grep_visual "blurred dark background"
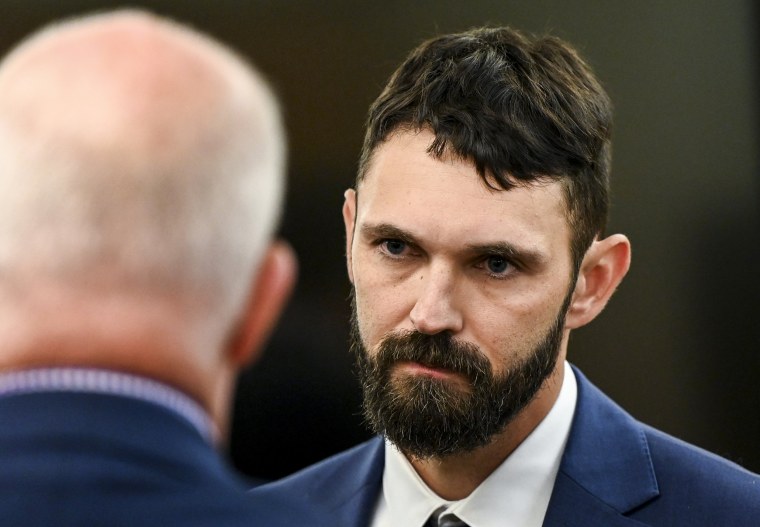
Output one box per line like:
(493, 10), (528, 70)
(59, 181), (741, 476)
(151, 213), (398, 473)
(2, 1), (758, 480)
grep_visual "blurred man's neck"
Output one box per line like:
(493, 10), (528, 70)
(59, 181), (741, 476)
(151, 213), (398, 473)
(0, 289), (220, 425)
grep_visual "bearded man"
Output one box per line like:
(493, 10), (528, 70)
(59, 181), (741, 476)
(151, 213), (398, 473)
(251, 26), (760, 527)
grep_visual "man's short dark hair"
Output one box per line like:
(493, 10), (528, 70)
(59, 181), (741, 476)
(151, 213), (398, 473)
(357, 27), (613, 271)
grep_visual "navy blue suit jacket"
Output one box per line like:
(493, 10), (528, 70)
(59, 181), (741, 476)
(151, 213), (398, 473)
(251, 367), (760, 526)
(0, 390), (313, 526)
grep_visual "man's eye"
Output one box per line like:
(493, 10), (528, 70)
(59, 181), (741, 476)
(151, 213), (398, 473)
(486, 255), (510, 274)
(383, 239), (407, 256)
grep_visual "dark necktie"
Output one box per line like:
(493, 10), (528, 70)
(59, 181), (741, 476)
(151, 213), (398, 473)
(424, 507), (469, 527)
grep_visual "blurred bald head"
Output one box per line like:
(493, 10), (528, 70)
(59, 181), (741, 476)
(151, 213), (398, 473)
(0, 10), (293, 421)
(0, 9), (284, 310)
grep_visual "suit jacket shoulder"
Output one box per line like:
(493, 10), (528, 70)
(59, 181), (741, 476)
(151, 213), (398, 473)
(0, 391), (313, 526)
(250, 438), (384, 527)
(545, 366), (760, 526)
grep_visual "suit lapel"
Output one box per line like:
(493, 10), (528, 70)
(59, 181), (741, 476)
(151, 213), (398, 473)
(543, 367), (659, 526)
(543, 473), (650, 527)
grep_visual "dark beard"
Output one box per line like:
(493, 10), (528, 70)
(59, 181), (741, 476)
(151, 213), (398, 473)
(350, 288), (572, 460)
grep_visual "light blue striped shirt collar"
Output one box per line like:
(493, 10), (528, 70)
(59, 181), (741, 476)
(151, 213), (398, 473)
(0, 367), (218, 443)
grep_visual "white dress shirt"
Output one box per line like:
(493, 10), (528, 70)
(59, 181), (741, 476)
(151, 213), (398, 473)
(370, 361), (578, 527)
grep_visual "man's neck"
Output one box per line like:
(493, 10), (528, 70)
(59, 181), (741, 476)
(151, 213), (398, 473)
(0, 294), (219, 424)
(407, 363), (566, 500)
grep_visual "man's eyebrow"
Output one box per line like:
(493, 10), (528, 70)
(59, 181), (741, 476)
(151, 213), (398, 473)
(359, 223), (417, 244)
(465, 241), (547, 267)
(359, 223), (548, 267)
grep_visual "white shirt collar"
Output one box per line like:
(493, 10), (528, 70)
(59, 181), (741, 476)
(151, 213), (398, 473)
(0, 367), (218, 443)
(371, 361), (578, 527)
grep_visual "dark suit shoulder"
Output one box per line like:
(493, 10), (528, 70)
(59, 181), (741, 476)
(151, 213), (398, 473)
(252, 437), (383, 499)
(0, 391), (307, 526)
(555, 367), (760, 526)
(250, 437), (384, 526)
(634, 424), (760, 523)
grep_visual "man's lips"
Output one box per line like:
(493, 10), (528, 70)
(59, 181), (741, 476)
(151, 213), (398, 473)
(394, 360), (465, 380)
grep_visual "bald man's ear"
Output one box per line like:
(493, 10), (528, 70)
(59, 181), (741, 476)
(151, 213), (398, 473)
(565, 234), (631, 330)
(342, 189), (357, 284)
(226, 240), (297, 366)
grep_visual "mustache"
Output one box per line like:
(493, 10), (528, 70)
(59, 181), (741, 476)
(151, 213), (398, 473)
(372, 330), (492, 383)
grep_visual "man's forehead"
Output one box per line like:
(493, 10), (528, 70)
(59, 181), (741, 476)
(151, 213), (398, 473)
(354, 129), (572, 256)
(359, 129), (568, 205)
(358, 134), (565, 210)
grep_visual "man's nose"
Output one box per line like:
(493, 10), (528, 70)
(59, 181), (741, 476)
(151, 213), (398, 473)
(409, 263), (463, 335)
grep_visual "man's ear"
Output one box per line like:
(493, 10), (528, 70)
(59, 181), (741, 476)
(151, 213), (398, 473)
(565, 234), (631, 330)
(342, 188), (357, 284)
(226, 240), (297, 366)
